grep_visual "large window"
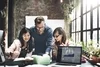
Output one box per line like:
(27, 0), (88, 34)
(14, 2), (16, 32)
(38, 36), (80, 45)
(70, 0), (100, 44)
(93, 8), (97, 28)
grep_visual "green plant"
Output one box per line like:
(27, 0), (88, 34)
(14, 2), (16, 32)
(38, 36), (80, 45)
(91, 49), (100, 57)
(77, 41), (100, 58)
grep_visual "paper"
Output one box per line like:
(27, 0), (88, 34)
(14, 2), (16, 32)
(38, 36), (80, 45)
(14, 57), (33, 61)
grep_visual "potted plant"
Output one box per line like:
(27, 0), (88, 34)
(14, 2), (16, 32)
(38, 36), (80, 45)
(90, 49), (100, 63)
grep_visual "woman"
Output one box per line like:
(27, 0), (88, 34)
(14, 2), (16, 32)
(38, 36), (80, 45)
(5, 27), (34, 60)
(52, 27), (68, 60)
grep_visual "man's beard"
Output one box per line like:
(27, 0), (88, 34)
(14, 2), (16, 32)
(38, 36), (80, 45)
(37, 30), (44, 35)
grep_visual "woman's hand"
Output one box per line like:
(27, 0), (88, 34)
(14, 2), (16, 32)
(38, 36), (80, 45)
(5, 51), (11, 56)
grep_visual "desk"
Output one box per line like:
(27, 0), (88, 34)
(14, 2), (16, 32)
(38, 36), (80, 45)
(25, 60), (98, 67)
(48, 61), (97, 67)
(0, 59), (34, 67)
(0, 60), (98, 67)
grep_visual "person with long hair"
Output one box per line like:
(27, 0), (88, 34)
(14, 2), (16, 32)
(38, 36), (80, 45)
(52, 27), (68, 60)
(5, 27), (34, 60)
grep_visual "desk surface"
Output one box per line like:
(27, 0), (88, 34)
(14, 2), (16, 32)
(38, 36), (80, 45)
(0, 60), (98, 67)
(25, 60), (98, 67)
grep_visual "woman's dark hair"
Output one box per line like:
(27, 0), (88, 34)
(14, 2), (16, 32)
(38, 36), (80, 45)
(53, 27), (66, 44)
(18, 27), (33, 52)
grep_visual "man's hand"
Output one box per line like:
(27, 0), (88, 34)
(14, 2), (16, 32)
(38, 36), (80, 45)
(45, 52), (49, 55)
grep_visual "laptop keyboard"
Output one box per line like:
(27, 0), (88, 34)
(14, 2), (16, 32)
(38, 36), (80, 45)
(56, 63), (77, 66)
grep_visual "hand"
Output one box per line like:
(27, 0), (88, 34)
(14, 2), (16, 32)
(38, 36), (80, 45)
(45, 52), (49, 55)
(43, 53), (49, 56)
(5, 51), (13, 56)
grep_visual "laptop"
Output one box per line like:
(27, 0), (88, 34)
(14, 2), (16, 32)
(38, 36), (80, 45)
(55, 46), (82, 66)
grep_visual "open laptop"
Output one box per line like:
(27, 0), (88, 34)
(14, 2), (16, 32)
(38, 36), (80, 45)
(55, 46), (82, 66)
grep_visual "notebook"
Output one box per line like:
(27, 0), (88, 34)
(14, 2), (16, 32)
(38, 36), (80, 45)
(55, 46), (82, 66)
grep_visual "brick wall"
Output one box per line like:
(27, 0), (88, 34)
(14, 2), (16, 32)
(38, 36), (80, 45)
(13, 0), (64, 38)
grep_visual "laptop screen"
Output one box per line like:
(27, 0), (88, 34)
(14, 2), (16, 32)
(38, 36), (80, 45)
(56, 46), (82, 64)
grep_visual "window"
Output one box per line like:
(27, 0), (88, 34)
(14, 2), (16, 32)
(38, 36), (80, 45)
(76, 3), (81, 17)
(70, 0), (100, 44)
(93, 31), (97, 43)
(91, 0), (98, 8)
(86, 0), (91, 11)
(83, 15), (86, 30)
(87, 31), (91, 42)
(83, 32), (86, 43)
(72, 33), (75, 42)
(99, 30), (100, 43)
(98, 0), (100, 5)
(76, 32), (80, 42)
(99, 7), (100, 27)
(93, 8), (97, 28)
(72, 21), (75, 32)
(83, 0), (86, 13)
(76, 17), (81, 31)
(73, 9), (75, 19)
(87, 12), (90, 29)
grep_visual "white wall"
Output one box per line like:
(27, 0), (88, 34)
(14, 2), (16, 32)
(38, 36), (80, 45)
(25, 16), (64, 31)
(46, 19), (64, 31)
(25, 16), (48, 28)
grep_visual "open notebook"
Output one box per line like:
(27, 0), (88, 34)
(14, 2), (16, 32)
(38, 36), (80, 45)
(55, 46), (82, 66)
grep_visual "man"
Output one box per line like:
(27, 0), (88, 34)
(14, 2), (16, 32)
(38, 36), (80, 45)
(30, 16), (53, 55)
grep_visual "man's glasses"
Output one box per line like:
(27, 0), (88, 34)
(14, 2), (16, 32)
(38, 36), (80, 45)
(54, 35), (60, 38)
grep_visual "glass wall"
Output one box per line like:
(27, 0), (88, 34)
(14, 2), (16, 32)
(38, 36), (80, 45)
(70, 0), (100, 44)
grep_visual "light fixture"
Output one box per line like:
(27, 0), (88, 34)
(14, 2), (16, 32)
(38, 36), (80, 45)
(60, 0), (63, 3)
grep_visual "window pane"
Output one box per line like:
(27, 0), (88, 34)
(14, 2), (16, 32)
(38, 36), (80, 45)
(83, 15), (86, 30)
(99, 30), (100, 44)
(87, 0), (91, 11)
(76, 3), (81, 17)
(72, 21), (75, 32)
(93, 31), (97, 43)
(87, 12), (90, 29)
(73, 8), (75, 19)
(70, 12), (73, 20)
(98, 0), (100, 5)
(72, 22), (74, 32)
(76, 17), (81, 31)
(76, 32), (80, 42)
(83, 0), (86, 13)
(93, 8), (97, 28)
(99, 7), (100, 27)
(72, 33), (75, 42)
(83, 32), (86, 43)
(91, 0), (98, 8)
(87, 31), (91, 42)
(71, 9), (75, 20)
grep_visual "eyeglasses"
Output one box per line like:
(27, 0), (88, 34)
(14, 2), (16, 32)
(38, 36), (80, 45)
(54, 35), (60, 38)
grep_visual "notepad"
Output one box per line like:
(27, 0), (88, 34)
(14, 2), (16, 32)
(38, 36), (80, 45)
(14, 57), (33, 61)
